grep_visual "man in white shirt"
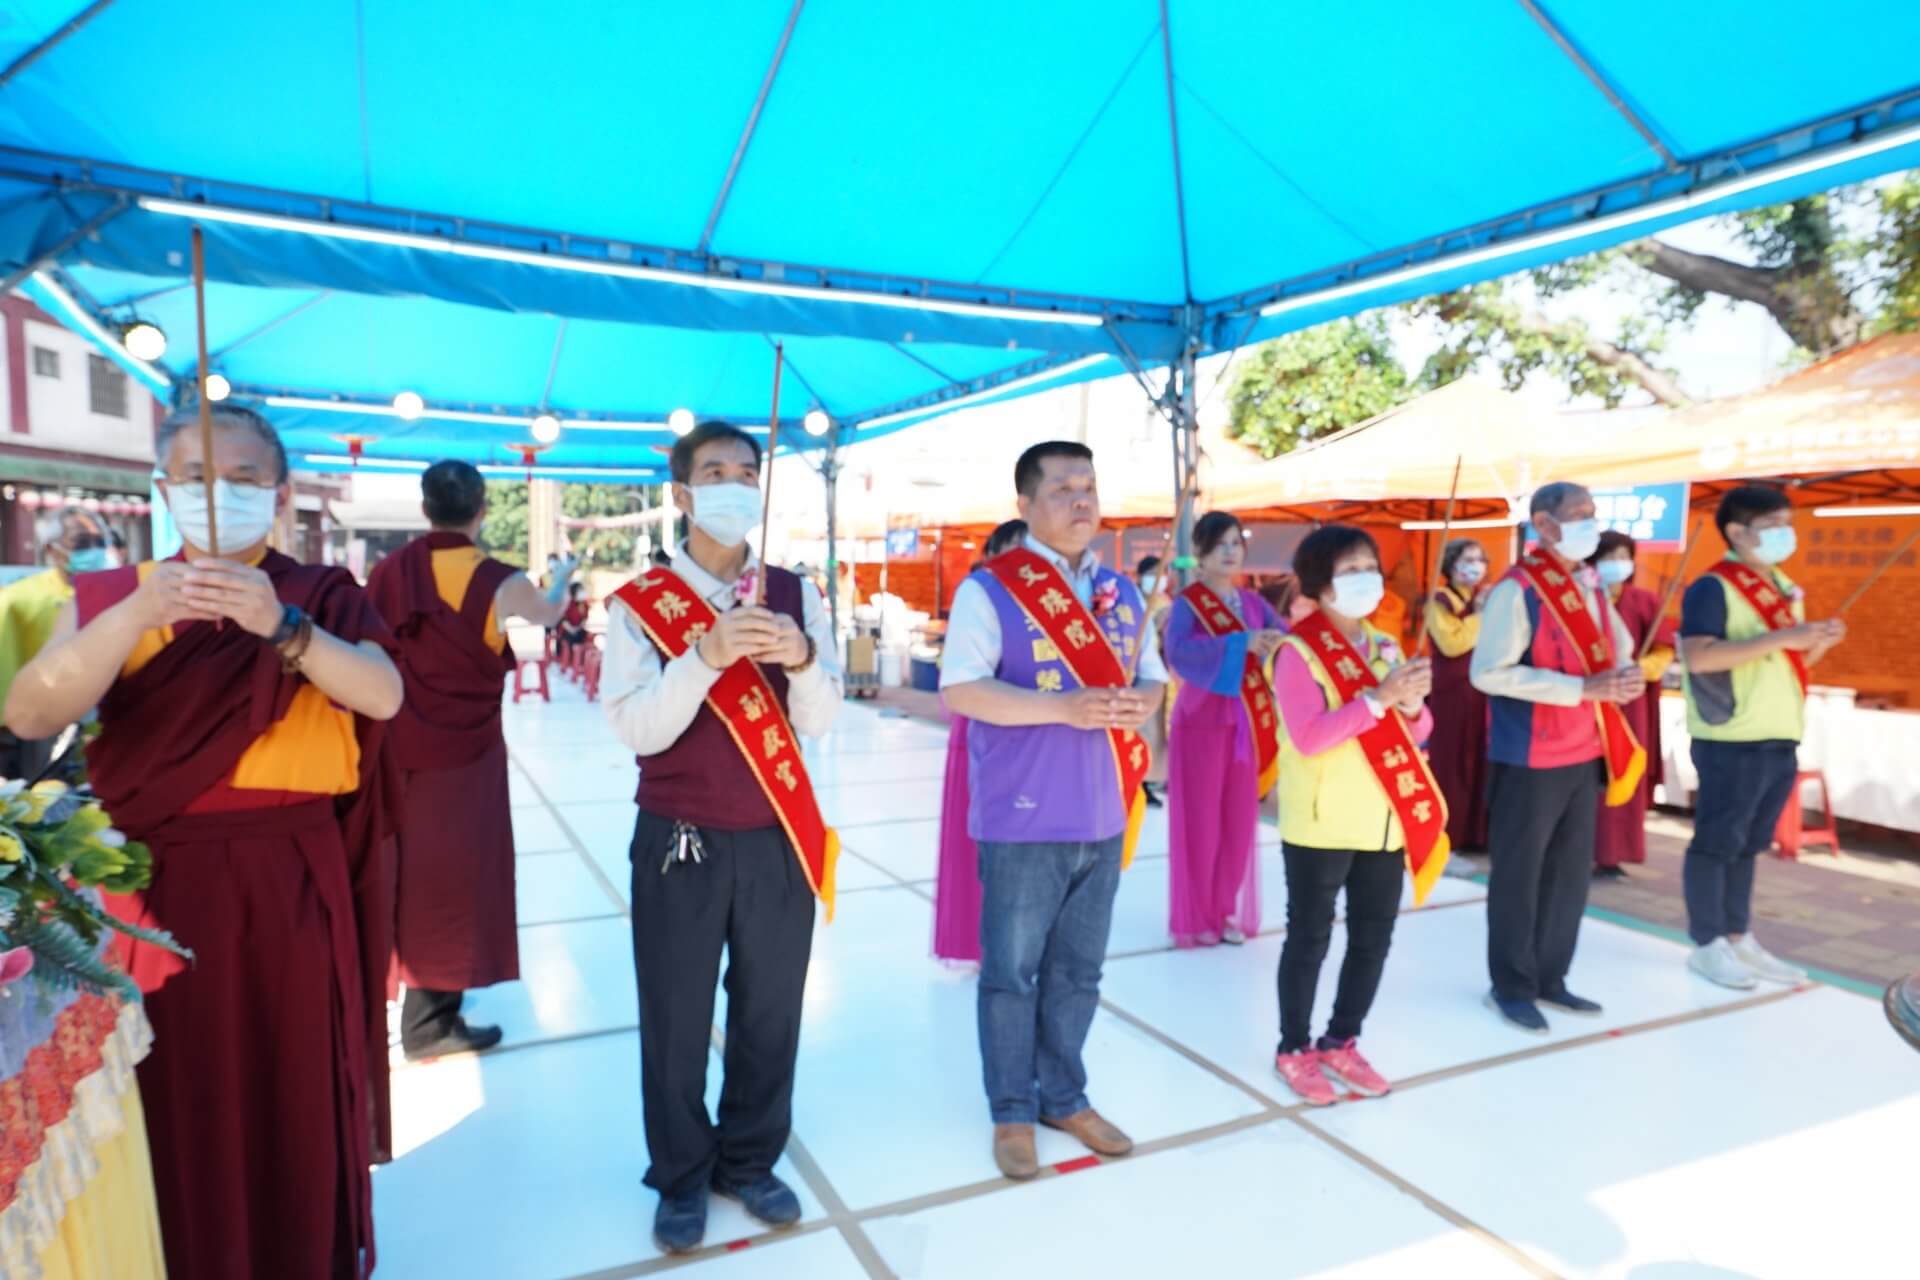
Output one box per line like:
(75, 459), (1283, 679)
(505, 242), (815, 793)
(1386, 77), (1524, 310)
(942, 441), (1166, 1181)
(600, 421), (841, 1254)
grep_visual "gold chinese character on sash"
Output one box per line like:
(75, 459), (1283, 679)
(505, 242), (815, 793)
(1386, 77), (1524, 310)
(1411, 799), (1434, 824)
(1380, 744), (1410, 769)
(1117, 604), (1136, 626)
(1038, 588), (1074, 618)
(1589, 642), (1607, 663)
(1017, 565), (1048, 587)
(1063, 619), (1096, 649)
(1558, 590), (1583, 613)
(1334, 656), (1364, 681)
(1258, 711), (1273, 730)
(1542, 569), (1567, 586)
(685, 622), (709, 645)
(1394, 770), (1428, 798)
(739, 688), (770, 722)
(1130, 741), (1146, 770)
(1032, 639), (1061, 663)
(1035, 669), (1064, 693)
(1754, 584), (1780, 606)
(654, 593), (690, 622)
(761, 725), (788, 759)
(774, 760), (799, 791)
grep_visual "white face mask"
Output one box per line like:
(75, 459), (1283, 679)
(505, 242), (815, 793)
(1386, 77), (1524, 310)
(1753, 525), (1797, 565)
(165, 479), (279, 552)
(1552, 518), (1601, 562)
(1140, 574), (1160, 595)
(1596, 558), (1634, 586)
(1454, 560), (1486, 586)
(1328, 570), (1385, 619)
(689, 481), (762, 548)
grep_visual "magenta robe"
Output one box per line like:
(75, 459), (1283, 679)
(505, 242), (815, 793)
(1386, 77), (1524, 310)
(1594, 582), (1676, 868)
(932, 714), (982, 963)
(1164, 587), (1280, 947)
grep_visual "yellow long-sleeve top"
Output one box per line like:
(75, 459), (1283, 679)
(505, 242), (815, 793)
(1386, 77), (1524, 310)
(1425, 585), (1482, 659)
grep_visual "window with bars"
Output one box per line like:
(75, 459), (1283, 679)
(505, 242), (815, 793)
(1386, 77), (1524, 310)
(87, 354), (129, 418)
(31, 347), (59, 378)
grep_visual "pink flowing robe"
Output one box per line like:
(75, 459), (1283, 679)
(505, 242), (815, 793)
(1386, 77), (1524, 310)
(1164, 587), (1283, 947)
(932, 714), (982, 963)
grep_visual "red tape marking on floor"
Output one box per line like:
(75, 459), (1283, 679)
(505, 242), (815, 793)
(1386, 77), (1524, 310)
(1053, 1155), (1101, 1175)
(726, 1240), (752, 1252)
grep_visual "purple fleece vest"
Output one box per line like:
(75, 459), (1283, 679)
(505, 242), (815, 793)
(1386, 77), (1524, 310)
(966, 566), (1146, 845)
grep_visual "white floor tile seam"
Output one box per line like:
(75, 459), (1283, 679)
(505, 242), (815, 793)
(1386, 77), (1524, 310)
(507, 741), (634, 918)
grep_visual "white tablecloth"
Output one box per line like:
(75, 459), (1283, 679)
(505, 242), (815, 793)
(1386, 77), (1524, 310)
(1657, 689), (1920, 833)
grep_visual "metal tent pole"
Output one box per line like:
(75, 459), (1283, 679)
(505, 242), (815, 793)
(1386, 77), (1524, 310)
(1170, 332), (1200, 587)
(822, 426), (842, 648)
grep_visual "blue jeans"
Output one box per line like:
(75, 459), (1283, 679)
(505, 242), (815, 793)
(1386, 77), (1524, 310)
(976, 836), (1124, 1124)
(1684, 738), (1799, 946)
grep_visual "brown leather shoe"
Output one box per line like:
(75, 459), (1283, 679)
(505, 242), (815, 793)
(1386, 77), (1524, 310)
(1040, 1107), (1133, 1157)
(992, 1123), (1039, 1180)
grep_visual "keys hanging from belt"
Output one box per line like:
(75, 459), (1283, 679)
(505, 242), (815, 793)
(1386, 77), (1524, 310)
(662, 820), (708, 875)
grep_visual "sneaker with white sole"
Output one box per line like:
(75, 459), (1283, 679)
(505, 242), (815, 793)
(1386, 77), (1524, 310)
(1731, 934), (1805, 984)
(1316, 1038), (1391, 1097)
(1273, 1049), (1338, 1106)
(1221, 925), (1247, 946)
(1688, 937), (1759, 990)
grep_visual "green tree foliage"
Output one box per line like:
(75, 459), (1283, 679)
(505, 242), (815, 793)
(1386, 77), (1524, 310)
(479, 481), (662, 570)
(1225, 316), (1411, 459)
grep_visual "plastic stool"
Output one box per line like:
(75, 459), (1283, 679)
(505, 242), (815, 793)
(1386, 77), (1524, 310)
(582, 648), (602, 702)
(512, 657), (551, 704)
(1774, 769), (1840, 859)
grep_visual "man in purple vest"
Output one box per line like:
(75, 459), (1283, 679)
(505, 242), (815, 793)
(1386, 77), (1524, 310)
(602, 421), (842, 1254)
(942, 441), (1167, 1181)
(1471, 481), (1642, 1035)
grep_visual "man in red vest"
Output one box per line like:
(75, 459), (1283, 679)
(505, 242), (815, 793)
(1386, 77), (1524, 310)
(365, 460), (576, 1059)
(602, 421), (841, 1254)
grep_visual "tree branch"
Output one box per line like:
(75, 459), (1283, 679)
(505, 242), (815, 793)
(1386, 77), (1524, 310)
(1632, 236), (1865, 355)
(1515, 310), (1694, 407)
(1631, 238), (1782, 309)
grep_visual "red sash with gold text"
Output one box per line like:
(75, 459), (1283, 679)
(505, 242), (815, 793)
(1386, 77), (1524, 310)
(1179, 582), (1280, 798)
(1290, 610), (1451, 904)
(1707, 561), (1809, 697)
(985, 549), (1151, 868)
(614, 569), (841, 918)
(1512, 549), (1647, 807)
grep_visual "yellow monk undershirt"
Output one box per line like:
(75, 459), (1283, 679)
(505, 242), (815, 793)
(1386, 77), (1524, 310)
(428, 543), (506, 654)
(120, 561), (359, 797)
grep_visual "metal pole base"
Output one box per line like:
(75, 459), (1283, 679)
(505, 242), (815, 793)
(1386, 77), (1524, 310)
(1884, 974), (1920, 1052)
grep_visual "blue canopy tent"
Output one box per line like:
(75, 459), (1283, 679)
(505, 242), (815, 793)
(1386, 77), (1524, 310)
(1, 0), (1917, 565)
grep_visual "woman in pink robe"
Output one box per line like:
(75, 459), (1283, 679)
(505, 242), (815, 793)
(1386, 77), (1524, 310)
(933, 519), (1027, 964)
(1165, 513), (1287, 947)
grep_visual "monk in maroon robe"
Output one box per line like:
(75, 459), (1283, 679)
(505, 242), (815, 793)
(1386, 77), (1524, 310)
(4, 406), (404, 1280)
(1590, 531), (1679, 874)
(366, 459), (572, 1058)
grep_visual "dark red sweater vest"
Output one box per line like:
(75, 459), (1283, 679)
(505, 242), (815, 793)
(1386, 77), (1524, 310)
(634, 566), (804, 831)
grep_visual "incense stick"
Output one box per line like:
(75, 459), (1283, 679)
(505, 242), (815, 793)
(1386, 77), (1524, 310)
(1414, 456), (1463, 658)
(190, 225), (219, 557)
(1639, 516), (1707, 659)
(754, 342), (784, 606)
(1837, 523), (1920, 615)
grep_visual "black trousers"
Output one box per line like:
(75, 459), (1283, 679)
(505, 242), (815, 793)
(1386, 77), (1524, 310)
(1486, 760), (1602, 1002)
(629, 811), (815, 1197)
(1684, 739), (1799, 946)
(1277, 845), (1403, 1053)
(399, 987), (463, 1049)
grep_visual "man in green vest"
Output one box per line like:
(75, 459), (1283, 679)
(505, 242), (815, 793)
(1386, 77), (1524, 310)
(1678, 484), (1843, 989)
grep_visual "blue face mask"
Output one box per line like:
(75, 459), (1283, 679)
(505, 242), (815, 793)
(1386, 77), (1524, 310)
(65, 547), (108, 574)
(1754, 525), (1797, 565)
(1596, 558), (1634, 587)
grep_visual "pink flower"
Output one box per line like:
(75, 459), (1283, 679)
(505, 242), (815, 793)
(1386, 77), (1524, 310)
(734, 568), (759, 603)
(0, 946), (32, 991)
(1093, 579), (1120, 617)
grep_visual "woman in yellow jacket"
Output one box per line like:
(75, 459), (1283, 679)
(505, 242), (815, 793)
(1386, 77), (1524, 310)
(1271, 525), (1432, 1107)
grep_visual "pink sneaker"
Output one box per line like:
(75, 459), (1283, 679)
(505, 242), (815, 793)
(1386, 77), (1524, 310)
(1316, 1038), (1391, 1097)
(1273, 1049), (1338, 1106)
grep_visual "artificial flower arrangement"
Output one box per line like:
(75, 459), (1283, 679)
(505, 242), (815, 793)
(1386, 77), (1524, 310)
(0, 777), (190, 1003)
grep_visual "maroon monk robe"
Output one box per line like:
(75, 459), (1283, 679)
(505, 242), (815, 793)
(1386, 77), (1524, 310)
(1594, 581), (1677, 869)
(364, 531), (520, 993)
(1427, 584), (1491, 850)
(77, 552), (396, 1280)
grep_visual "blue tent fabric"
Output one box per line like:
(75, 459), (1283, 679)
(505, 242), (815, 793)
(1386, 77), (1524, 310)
(0, 1), (1915, 463)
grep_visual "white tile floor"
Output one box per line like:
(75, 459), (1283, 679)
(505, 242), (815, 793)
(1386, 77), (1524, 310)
(376, 684), (1914, 1279)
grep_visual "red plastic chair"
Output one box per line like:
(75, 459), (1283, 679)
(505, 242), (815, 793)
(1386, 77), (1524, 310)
(512, 656), (551, 704)
(582, 648), (602, 703)
(1773, 769), (1840, 859)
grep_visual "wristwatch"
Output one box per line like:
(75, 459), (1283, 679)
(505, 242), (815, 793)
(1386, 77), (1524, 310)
(784, 635), (818, 675)
(268, 604), (303, 647)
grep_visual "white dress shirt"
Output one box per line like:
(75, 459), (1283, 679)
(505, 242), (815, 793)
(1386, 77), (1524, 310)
(1471, 564), (1637, 706)
(941, 534), (1168, 689)
(603, 545), (842, 757)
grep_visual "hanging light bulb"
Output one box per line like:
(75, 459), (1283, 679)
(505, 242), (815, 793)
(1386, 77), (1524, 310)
(122, 321), (167, 361)
(530, 413), (561, 444)
(668, 407), (695, 436)
(392, 390), (425, 420)
(203, 373), (231, 402)
(803, 409), (830, 437)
